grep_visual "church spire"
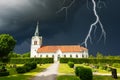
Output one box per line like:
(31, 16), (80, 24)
(34, 21), (39, 36)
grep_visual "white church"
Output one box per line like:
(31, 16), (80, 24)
(30, 22), (89, 62)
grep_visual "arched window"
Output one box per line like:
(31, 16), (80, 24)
(52, 55), (54, 58)
(64, 55), (66, 58)
(34, 41), (37, 45)
(46, 55), (48, 58)
(82, 54), (84, 58)
(76, 54), (78, 58)
(70, 54), (72, 58)
(40, 55), (42, 57)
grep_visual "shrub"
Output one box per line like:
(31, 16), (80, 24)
(60, 58), (120, 64)
(99, 65), (107, 70)
(75, 66), (84, 76)
(79, 67), (93, 80)
(107, 67), (112, 72)
(31, 62), (37, 69)
(10, 58), (53, 64)
(112, 63), (120, 68)
(0, 71), (9, 76)
(16, 66), (26, 73)
(68, 62), (74, 68)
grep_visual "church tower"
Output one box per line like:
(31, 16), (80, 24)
(30, 22), (42, 58)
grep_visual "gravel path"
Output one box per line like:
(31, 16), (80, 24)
(31, 62), (59, 80)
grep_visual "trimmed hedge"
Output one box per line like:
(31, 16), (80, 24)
(75, 66), (93, 80)
(60, 58), (120, 64)
(75, 66), (84, 76)
(0, 71), (9, 76)
(68, 62), (74, 68)
(10, 58), (53, 64)
(16, 62), (37, 73)
(79, 67), (93, 80)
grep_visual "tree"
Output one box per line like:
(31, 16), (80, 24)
(8, 52), (21, 58)
(22, 52), (30, 58)
(0, 34), (16, 60)
(96, 52), (104, 59)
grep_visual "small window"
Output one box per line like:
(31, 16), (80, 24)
(40, 55), (42, 57)
(46, 55), (48, 58)
(34, 41), (37, 45)
(52, 55), (54, 58)
(82, 54), (84, 58)
(76, 54), (78, 58)
(64, 55), (66, 58)
(70, 54), (72, 58)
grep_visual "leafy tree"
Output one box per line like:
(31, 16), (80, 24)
(89, 54), (95, 59)
(22, 52), (30, 58)
(8, 52), (21, 58)
(96, 52), (104, 59)
(0, 34), (16, 61)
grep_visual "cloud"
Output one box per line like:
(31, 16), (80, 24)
(14, 39), (31, 53)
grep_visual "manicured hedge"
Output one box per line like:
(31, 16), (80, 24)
(0, 71), (9, 76)
(60, 58), (120, 64)
(9, 58), (53, 64)
(75, 66), (93, 80)
(68, 62), (74, 68)
(16, 62), (37, 73)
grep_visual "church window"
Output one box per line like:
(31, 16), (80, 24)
(70, 54), (72, 58)
(76, 54), (78, 58)
(34, 41), (37, 45)
(82, 54), (84, 58)
(52, 55), (54, 58)
(46, 55), (48, 57)
(64, 55), (66, 58)
(40, 55), (42, 57)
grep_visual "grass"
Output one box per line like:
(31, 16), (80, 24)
(58, 64), (74, 74)
(57, 75), (80, 80)
(57, 75), (120, 80)
(0, 64), (51, 80)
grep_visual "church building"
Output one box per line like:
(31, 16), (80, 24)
(30, 22), (89, 62)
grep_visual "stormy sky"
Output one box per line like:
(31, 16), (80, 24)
(0, 0), (120, 55)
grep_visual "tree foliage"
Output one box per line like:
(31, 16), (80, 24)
(0, 34), (16, 58)
(22, 52), (30, 58)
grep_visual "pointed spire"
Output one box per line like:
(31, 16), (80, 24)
(34, 21), (39, 36)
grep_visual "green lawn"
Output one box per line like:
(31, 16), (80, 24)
(57, 75), (120, 80)
(57, 75), (80, 80)
(58, 63), (120, 80)
(59, 64), (74, 74)
(0, 64), (51, 80)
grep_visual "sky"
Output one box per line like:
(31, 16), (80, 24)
(0, 0), (120, 55)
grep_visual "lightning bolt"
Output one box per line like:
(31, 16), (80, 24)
(56, 0), (106, 48)
(56, 0), (75, 20)
(82, 0), (106, 47)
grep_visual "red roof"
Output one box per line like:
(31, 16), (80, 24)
(37, 45), (87, 53)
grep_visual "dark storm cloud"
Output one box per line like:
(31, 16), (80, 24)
(0, 0), (120, 55)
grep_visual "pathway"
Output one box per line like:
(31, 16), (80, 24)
(31, 62), (59, 80)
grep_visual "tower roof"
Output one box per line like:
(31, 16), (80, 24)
(34, 21), (39, 36)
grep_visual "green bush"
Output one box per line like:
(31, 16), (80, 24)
(60, 58), (120, 64)
(16, 66), (26, 73)
(79, 67), (93, 80)
(99, 65), (107, 70)
(75, 66), (84, 76)
(10, 58), (53, 64)
(112, 63), (120, 68)
(16, 61), (37, 73)
(68, 62), (74, 68)
(107, 67), (112, 72)
(0, 71), (9, 76)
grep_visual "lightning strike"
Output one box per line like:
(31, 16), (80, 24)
(82, 0), (106, 47)
(56, 0), (75, 20)
(56, 0), (106, 48)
